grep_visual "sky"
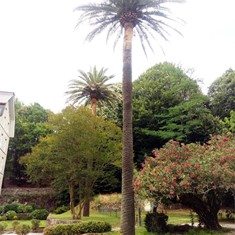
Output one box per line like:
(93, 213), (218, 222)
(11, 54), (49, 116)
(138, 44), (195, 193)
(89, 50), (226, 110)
(0, 0), (235, 113)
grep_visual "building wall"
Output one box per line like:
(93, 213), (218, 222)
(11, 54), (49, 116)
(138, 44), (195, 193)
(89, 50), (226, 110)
(0, 102), (11, 194)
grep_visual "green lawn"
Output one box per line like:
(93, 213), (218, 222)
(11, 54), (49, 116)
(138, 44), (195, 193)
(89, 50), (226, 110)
(50, 209), (234, 234)
(2, 209), (233, 234)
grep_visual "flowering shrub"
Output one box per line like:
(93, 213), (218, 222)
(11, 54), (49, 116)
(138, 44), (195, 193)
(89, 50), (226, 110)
(134, 133), (235, 230)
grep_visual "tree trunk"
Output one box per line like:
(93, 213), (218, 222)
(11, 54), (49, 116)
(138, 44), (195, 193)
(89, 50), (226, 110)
(83, 196), (90, 217)
(121, 22), (135, 235)
(83, 160), (92, 217)
(83, 98), (97, 216)
(91, 97), (97, 116)
(181, 193), (222, 230)
(69, 180), (75, 219)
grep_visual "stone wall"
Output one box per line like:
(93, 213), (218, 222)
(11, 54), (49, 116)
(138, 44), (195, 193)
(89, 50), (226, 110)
(0, 187), (56, 211)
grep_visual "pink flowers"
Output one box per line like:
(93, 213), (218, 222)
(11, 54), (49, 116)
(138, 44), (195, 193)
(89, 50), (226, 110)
(134, 133), (235, 200)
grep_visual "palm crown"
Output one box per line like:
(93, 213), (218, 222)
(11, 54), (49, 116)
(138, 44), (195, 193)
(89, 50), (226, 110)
(75, 0), (184, 55)
(66, 66), (121, 114)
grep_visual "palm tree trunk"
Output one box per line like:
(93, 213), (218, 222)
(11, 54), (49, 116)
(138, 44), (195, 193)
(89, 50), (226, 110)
(91, 97), (97, 116)
(83, 97), (97, 216)
(121, 22), (135, 235)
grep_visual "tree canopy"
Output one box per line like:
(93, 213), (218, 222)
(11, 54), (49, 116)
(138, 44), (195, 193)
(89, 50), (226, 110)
(66, 66), (120, 116)
(21, 106), (122, 218)
(208, 68), (235, 119)
(4, 100), (50, 186)
(132, 62), (221, 165)
(134, 133), (235, 230)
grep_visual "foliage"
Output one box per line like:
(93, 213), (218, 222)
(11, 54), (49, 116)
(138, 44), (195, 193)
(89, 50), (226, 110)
(134, 133), (235, 229)
(21, 106), (122, 218)
(0, 216), (7, 222)
(76, 0), (185, 232)
(5, 100), (51, 185)
(66, 66), (120, 112)
(2, 203), (34, 214)
(4, 203), (19, 212)
(12, 220), (20, 230)
(77, 221), (112, 233)
(5, 210), (17, 220)
(31, 219), (41, 230)
(144, 212), (168, 233)
(15, 224), (31, 235)
(0, 207), (4, 214)
(75, 0), (184, 55)
(43, 221), (111, 235)
(16, 205), (27, 213)
(0, 188), (55, 212)
(208, 68), (235, 119)
(30, 209), (49, 220)
(53, 205), (70, 215)
(24, 205), (34, 213)
(222, 110), (235, 133)
(132, 62), (222, 166)
(43, 224), (78, 235)
(0, 222), (7, 234)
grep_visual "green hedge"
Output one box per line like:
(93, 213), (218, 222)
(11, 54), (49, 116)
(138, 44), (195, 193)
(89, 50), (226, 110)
(43, 221), (112, 235)
(30, 209), (49, 220)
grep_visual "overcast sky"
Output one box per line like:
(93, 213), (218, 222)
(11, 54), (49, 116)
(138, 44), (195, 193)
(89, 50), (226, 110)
(1, 0), (235, 113)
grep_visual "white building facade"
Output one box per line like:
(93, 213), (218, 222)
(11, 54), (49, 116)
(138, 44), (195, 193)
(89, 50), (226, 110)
(0, 91), (15, 194)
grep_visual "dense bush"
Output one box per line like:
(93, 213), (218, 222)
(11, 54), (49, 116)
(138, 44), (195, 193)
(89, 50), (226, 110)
(0, 216), (7, 221)
(145, 212), (168, 233)
(43, 221), (112, 235)
(0, 222), (7, 234)
(44, 224), (79, 235)
(15, 224), (31, 235)
(77, 221), (112, 233)
(5, 210), (17, 220)
(12, 221), (20, 230)
(24, 205), (34, 213)
(0, 206), (4, 214)
(0, 203), (34, 215)
(16, 204), (27, 213)
(4, 203), (19, 212)
(53, 205), (69, 214)
(30, 209), (49, 220)
(31, 219), (41, 230)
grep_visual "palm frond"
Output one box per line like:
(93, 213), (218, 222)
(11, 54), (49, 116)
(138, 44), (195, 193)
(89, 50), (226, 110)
(74, 0), (185, 55)
(65, 66), (121, 108)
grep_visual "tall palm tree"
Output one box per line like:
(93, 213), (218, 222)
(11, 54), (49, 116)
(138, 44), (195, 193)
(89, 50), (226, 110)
(74, 1), (184, 233)
(66, 66), (120, 216)
(66, 66), (120, 116)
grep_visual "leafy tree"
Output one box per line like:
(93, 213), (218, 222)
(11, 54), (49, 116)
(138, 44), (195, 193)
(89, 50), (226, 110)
(222, 110), (235, 133)
(132, 62), (221, 166)
(157, 96), (221, 143)
(21, 106), (122, 219)
(134, 133), (235, 230)
(66, 66), (120, 216)
(208, 68), (235, 119)
(66, 66), (120, 116)
(75, 1), (184, 233)
(4, 100), (50, 186)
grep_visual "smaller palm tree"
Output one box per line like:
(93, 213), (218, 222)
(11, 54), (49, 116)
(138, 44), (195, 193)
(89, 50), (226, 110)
(66, 66), (121, 116)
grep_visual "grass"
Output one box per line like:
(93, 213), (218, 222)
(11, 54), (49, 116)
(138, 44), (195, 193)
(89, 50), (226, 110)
(52, 210), (121, 228)
(50, 209), (234, 234)
(167, 209), (196, 224)
(1, 209), (233, 234)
